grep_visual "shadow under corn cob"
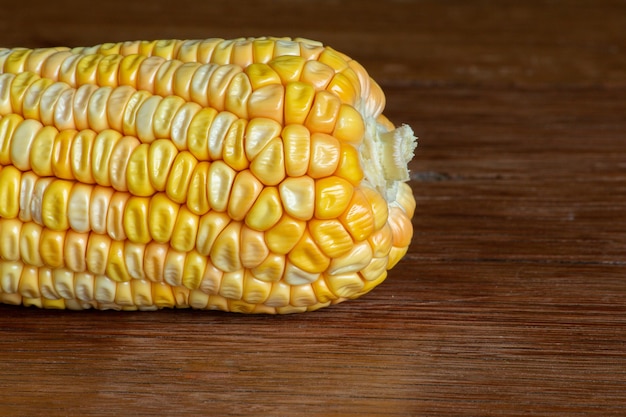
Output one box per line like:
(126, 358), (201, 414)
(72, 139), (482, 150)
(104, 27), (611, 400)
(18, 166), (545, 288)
(0, 37), (416, 313)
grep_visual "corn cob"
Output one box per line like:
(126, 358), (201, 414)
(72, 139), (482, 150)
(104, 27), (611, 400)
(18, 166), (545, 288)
(0, 37), (416, 313)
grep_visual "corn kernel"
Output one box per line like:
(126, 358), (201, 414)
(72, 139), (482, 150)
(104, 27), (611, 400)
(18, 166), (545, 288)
(315, 176), (354, 220)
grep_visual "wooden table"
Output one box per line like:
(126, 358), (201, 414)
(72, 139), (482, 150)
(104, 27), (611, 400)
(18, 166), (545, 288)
(1, 1), (625, 415)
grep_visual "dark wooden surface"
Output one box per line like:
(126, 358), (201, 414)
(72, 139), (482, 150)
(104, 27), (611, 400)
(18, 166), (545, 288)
(1, 1), (626, 415)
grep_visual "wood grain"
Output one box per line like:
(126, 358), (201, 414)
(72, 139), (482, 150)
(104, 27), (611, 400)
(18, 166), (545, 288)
(1, 0), (626, 415)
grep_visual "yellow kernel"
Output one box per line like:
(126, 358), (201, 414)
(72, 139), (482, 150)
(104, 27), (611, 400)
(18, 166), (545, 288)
(287, 230), (330, 273)
(189, 63), (218, 107)
(210, 221), (243, 272)
(387, 246), (408, 269)
(278, 176), (314, 221)
(131, 279), (154, 309)
(90, 130), (121, 187)
(53, 87), (75, 131)
(308, 133), (340, 179)
(304, 91), (341, 134)
(152, 95), (185, 139)
(196, 211), (230, 256)
(228, 170), (263, 222)
(75, 54), (103, 85)
(208, 65), (242, 111)
(240, 225), (269, 269)
(282, 124), (310, 177)
(87, 86), (113, 132)
(143, 241), (169, 282)
(60, 230), (87, 273)
(245, 187), (283, 231)
(148, 139), (178, 191)
(224, 72), (251, 119)
(311, 275), (338, 304)
(72, 84), (97, 131)
(0, 219), (22, 261)
(182, 250), (207, 290)
(89, 186), (113, 235)
(123, 196), (151, 244)
(248, 84), (284, 124)
(106, 240), (132, 282)
(387, 206), (414, 249)
(67, 183), (93, 233)
(265, 215), (306, 255)
(211, 39), (237, 65)
(18, 265), (40, 299)
(222, 119), (249, 171)
(315, 176), (354, 220)
(339, 188), (375, 241)
(219, 269), (244, 300)
(22, 78), (54, 121)
(0, 113), (23, 165)
(359, 256), (388, 282)
(4, 48), (32, 74)
(361, 185), (389, 231)
(242, 272), (272, 305)
(251, 252), (285, 283)
(327, 69), (361, 106)
(187, 107), (218, 160)
(163, 249), (185, 287)
(124, 241), (146, 280)
(41, 179), (73, 231)
(198, 260), (223, 294)
(154, 60), (183, 98)
(106, 191), (129, 241)
(231, 39), (254, 67)
(10, 72), (40, 113)
(326, 272), (364, 299)
(118, 54), (147, 89)
(18, 171), (38, 223)
(29, 125), (55, 176)
(332, 104), (365, 145)
(308, 219), (354, 258)
(250, 137), (285, 186)
(52, 129), (75, 180)
(269, 55), (306, 84)
(207, 160), (236, 212)
(166, 151), (198, 204)
(172, 102), (202, 151)
(367, 220), (394, 261)
(334, 144), (364, 186)
(284, 81), (315, 126)
(300, 60), (335, 90)
(252, 38), (275, 64)
(109, 135), (140, 192)
(244, 117), (282, 160)
(207, 111), (238, 160)
(39, 228), (65, 268)
(11, 118), (42, 172)
(318, 48), (349, 72)
(186, 161), (211, 215)
(148, 192), (180, 244)
(171, 206), (199, 253)
(290, 283), (318, 307)
(126, 143), (156, 197)
(172, 62), (201, 101)
(96, 54), (123, 87)
(327, 240), (373, 275)
(284, 261), (319, 286)
(0, 166), (21, 219)
(21, 222), (44, 266)
(134, 95), (160, 143)
(122, 90), (151, 137)
(136, 55), (165, 92)
(265, 281), (291, 308)
(245, 63), (281, 90)
(152, 281), (176, 308)
(70, 129), (97, 184)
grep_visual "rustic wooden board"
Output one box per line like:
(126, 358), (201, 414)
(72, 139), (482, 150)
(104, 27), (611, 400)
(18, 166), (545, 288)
(1, 1), (625, 415)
